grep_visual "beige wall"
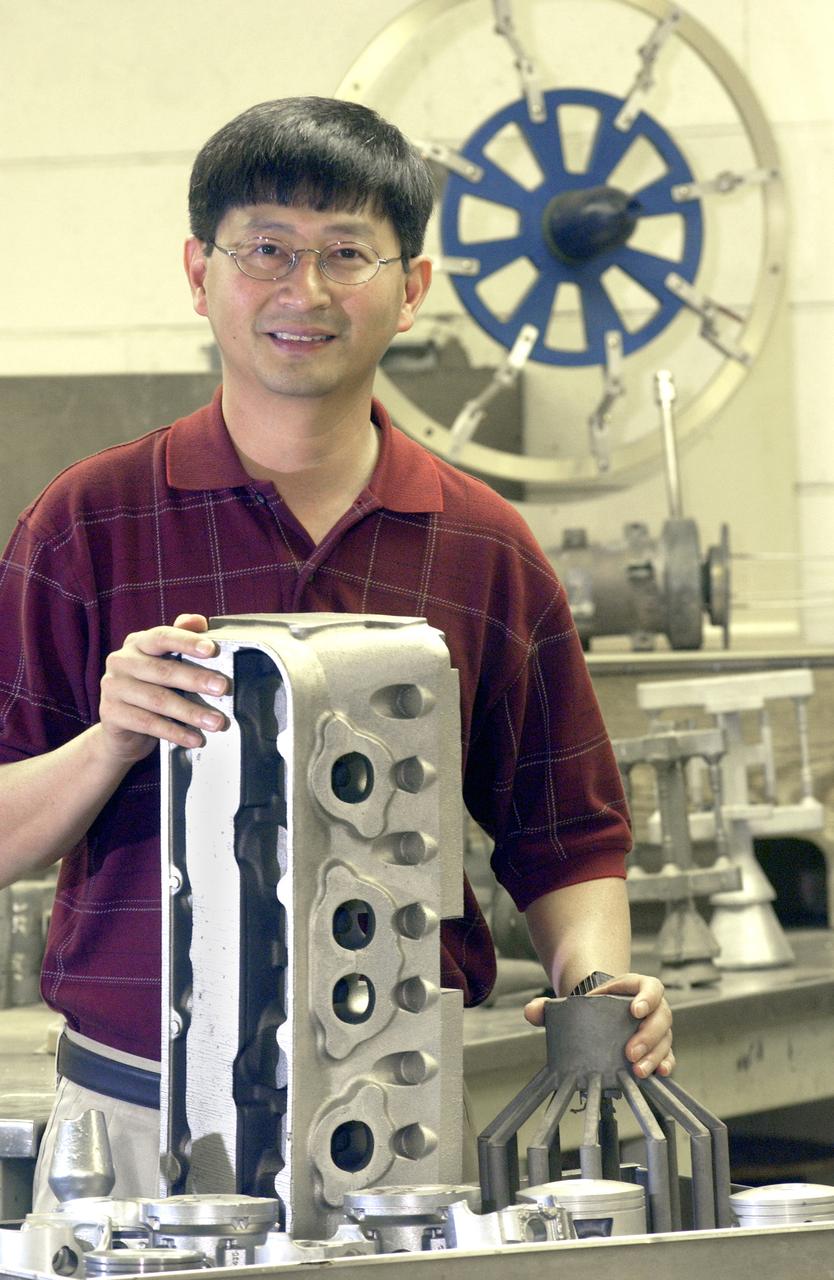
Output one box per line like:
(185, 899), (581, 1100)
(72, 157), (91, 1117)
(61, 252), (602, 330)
(1, 0), (832, 642)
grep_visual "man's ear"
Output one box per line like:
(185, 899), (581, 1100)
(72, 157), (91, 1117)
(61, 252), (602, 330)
(397, 256), (433, 335)
(184, 238), (210, 317)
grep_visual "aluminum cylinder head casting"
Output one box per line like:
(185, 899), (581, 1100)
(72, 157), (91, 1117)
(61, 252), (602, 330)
(160, 614), (464, 1239)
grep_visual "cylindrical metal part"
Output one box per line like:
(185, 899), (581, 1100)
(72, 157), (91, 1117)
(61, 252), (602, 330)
(544, 996), (634, 1091)
(520, 1178), (646, 1238)
(141, 1194), (278, 1264)
(730, 1182), (834, 1227)
(343, 1184), (476, 1253)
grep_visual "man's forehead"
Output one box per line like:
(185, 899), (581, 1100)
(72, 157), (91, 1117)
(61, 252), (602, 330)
(220, 202), (394, 243)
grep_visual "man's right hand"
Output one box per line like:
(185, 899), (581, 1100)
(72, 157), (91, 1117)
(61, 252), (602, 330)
(98, 613), (230, 763)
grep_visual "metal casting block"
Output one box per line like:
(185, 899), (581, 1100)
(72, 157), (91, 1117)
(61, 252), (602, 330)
(160, 614), (464, 1240)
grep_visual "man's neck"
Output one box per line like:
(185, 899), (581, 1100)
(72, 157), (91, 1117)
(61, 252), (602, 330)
(220, 385), (380, 546)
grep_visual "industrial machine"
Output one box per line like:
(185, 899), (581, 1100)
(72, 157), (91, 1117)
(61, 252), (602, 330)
(338, 0), (786, 491)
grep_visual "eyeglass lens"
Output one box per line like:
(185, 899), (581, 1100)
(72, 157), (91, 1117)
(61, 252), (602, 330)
(232, 238), (382, 283)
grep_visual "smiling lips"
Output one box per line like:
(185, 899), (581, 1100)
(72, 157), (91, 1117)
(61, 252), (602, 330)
(267, 329), (335, 344)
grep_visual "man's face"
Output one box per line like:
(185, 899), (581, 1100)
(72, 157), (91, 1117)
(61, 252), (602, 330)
(185, 202), (431, 408)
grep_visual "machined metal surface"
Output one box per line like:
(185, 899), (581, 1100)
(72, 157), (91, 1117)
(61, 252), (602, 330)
(140, 1194), (278, 1264)
(519, 1177), (646, 1237)
(8, 1218), (834, 1279)
(160, 614), (464, 1239)
(343, 1184), (479, 1252)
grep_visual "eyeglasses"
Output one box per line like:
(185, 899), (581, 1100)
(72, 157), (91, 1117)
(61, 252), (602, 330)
(210, 236), (405, 285)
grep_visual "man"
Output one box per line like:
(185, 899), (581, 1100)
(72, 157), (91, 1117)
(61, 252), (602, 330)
(0, 98), (672, 1207)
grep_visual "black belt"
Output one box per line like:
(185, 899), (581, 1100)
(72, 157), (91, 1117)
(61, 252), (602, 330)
(56, 1034), (160, 1110)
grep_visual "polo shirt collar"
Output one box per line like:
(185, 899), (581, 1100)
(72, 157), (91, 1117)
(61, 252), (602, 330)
(166, 385), (444, 514)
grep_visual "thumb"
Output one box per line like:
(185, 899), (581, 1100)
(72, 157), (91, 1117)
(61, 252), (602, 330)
(172, 613), (209, 632)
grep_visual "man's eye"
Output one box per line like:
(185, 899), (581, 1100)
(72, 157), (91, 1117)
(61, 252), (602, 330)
(240, 240), (287, 260)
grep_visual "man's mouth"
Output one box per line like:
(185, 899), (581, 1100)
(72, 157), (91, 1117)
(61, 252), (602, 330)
(267, 330), (335, 344)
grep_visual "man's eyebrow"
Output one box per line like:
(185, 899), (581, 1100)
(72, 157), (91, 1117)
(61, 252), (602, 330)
(241, 216), (380, 240)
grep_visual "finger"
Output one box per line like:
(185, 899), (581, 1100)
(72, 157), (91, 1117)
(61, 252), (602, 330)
(172, 613), (209, 633)
(631, 1029), (674, 1078)
(626, 1003), (673, 1057)
(105, 649), (229, 699)
(583, 972), (664, 1012)
(523, 997), (547, 1027)
(101, 676), (227, 748)
(122, 625), (218, 662)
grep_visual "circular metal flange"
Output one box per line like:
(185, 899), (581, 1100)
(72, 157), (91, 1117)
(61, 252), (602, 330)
(337, 0), (787, 490)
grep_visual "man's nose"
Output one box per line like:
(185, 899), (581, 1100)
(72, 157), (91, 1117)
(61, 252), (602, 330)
(274, 251), (331, 302)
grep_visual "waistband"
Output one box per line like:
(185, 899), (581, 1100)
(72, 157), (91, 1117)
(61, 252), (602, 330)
(57, 1032), (160, 1110)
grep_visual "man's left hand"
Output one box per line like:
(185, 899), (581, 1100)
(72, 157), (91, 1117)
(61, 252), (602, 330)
(523, 972), (674, 1078)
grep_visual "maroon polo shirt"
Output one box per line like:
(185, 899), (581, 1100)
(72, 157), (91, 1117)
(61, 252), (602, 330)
(0, 389), (628, 1058)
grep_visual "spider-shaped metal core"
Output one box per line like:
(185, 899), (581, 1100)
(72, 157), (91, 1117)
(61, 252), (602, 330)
(478, 994), (732, 1233)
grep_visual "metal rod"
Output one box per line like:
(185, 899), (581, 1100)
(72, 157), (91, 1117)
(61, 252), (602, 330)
(478, 1063), (555, 1211)
(654, 369), (683, 519)
(642, 1090), (682, 1231)
(526, 1074), (576, 1186)
(657, 1077), (733, 1229)
(731, 550), (834, 561)
(794, 697), (814, 800)
(617, 1070), (672, 1233)
(579, 1074), (604, 1179)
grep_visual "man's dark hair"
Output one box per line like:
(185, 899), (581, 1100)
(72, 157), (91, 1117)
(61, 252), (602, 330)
(189, 97), (436, 259)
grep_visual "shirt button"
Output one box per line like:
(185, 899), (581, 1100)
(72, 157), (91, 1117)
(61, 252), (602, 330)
(253, 491), (267, 505)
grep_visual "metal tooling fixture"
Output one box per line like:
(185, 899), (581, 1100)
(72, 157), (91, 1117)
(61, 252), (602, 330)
(477, 994), (733, 1234)
(613, 726), (741, 987)
(637, 669), (824, 969)
(549, 366), (731, 653)
(159, 614), (465, 1239)
(551, 519), (730, 652)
